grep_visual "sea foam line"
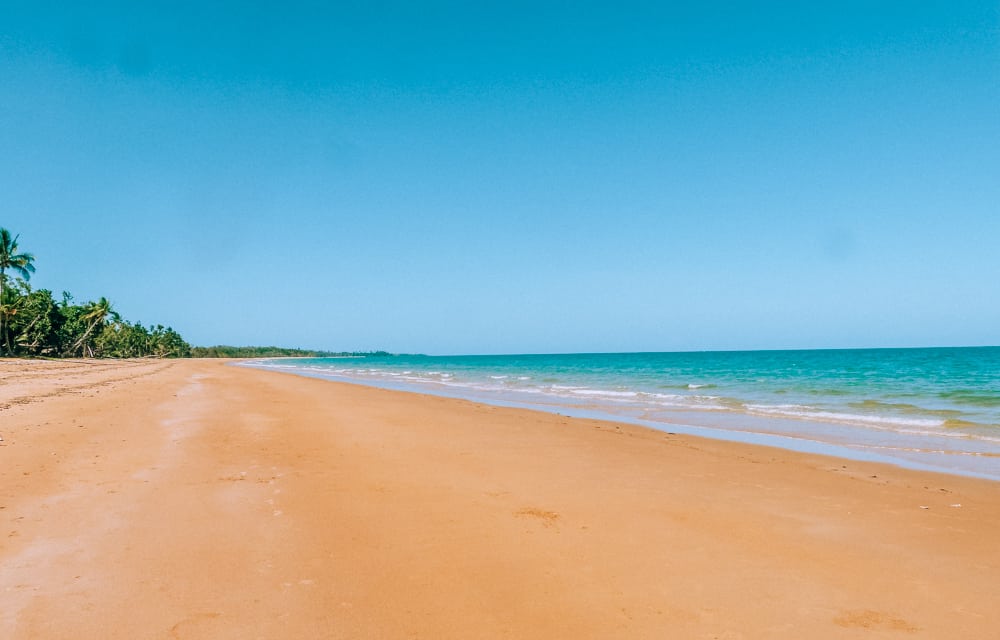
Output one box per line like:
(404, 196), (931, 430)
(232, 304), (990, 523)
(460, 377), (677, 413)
(244, 360), (998, 440)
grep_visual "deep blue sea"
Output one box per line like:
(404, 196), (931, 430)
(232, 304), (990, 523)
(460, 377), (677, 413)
(242, 347), (1000, 480)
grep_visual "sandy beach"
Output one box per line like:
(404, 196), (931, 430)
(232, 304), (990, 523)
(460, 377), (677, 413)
(2, 358), (998, 639)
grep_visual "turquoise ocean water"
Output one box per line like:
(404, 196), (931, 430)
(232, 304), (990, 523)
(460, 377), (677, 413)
(243, 347), (1000, 480)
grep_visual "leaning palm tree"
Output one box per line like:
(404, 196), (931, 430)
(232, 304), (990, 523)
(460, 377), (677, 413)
(69, 297), (117, 357)
(0, 228), (36, 356)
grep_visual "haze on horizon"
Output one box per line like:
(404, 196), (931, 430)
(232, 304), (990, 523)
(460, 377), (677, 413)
(4, 1), (998, 355)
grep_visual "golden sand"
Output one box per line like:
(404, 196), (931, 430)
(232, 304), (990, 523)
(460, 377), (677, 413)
(2, 359), (998, 638)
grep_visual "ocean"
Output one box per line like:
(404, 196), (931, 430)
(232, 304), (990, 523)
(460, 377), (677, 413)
(242, 347), (1000, 480)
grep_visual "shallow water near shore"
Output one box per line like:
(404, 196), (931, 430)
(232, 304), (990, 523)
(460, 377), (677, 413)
(241, 347), (1000, 480)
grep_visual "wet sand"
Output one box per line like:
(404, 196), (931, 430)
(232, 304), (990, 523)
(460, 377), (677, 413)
(2, 358), (998, 638)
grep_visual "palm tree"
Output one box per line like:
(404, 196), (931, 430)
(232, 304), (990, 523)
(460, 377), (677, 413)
(69, 297), (118, 357)
(0, 228), (36, 356)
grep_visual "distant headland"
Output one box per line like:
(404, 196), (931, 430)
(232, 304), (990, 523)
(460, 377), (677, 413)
(190, 346), (393, 358)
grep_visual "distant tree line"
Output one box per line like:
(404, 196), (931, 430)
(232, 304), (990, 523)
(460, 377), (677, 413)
(1, 228), (189, 358)
(190, 346), (391, 358)
(2, 228), (390, 360)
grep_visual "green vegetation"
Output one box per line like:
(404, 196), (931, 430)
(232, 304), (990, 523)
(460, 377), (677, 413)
(0, 228), (36, 353)
(1, 228), (388, 360)
(190, 346), (391, 358)
(0, 228), (190, 358)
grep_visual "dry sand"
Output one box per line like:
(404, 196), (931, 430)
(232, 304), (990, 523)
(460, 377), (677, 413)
(1, 358), (998, 638)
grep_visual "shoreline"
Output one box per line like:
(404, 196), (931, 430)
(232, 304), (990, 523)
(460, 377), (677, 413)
(240, 360), (1000, 482)
(3, 359), (999, 638)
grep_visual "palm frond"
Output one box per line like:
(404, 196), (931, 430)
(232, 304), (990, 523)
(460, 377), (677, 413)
(1, 228), (37, 281)
(9, 253), (35, 280)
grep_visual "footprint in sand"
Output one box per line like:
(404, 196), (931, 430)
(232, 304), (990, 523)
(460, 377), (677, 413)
(515, 508), (560, 527)
(834, 609), (918, 632)
(169, 612), (222, 638)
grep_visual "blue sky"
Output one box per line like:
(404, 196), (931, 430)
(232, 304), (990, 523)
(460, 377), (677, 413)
(2, 1), (998, 354)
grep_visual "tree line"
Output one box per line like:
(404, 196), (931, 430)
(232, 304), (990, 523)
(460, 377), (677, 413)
(1, 228), (190, 358)
(2, 228), (392, 360)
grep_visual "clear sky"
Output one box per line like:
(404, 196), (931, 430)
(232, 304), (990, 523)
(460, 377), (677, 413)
(2, 1), (998, 354)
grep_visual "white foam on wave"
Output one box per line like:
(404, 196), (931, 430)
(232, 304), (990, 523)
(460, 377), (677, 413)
(569, 389), (639, 398)
(748, 403), (811, 411)
(645, 393), (728, 410)
(745, 404), (944, 429)
(652, 392), (721, 401)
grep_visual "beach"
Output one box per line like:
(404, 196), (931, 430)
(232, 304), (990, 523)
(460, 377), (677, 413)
(2, 358), (999, 638)
(247, 348), (1000, 480)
